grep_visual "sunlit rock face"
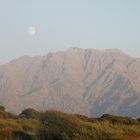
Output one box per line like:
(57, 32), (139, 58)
(0, 48), (140, 117)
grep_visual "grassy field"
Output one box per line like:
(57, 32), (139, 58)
(0, 106), (140, 140)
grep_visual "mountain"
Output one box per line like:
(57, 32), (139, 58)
(0, 48), (140, 117)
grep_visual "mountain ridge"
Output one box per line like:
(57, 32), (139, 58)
(0, 48), (139, 117)
(3, 48), (138, 66)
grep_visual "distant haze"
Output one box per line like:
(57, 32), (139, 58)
(0, 0), (140, 64)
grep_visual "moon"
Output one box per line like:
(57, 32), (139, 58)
(28, 26), (36, 36)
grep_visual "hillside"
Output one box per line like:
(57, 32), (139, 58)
(0, 48), (140, 117)
(0, 106), (140, 140)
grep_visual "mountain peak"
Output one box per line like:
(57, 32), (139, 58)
(66, 47), (126, 56)
(0, 48), (139, 117)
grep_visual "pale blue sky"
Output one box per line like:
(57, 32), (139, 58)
(0, 0), (140, 63)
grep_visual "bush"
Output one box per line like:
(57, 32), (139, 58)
(19, 108), (39, 119)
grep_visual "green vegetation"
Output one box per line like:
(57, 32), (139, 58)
(0, 106), (140, 140)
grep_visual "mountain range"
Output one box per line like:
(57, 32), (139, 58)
(0, 48), (140, 117)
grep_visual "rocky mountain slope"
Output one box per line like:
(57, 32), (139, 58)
(0, 48), (140, 117)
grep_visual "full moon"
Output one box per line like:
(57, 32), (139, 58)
(28, 26), (36, 36)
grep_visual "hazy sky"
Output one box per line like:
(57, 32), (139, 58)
(0, 0), (140, 63)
